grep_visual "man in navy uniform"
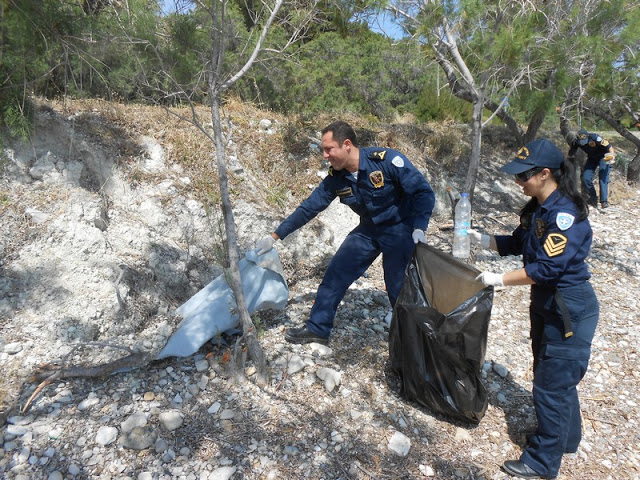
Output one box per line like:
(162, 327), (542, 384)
(568, 128), (616, 208)
(256, 120), (435, 345)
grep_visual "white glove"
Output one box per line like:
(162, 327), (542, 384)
(467, 229), (491, 249)
(412, 229), (426, 244)
(604, 153), (616, 165)
(475, 271), (504, 287)
(256, 235), (276, 255)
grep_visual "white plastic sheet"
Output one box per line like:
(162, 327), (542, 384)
(156, 249), (288, 359)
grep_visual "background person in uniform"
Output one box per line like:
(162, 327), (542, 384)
(568, 128), (615, 208)
(255, 120), (435, 345)
(471, 139), (599, 479)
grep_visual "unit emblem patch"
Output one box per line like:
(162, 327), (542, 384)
(391, 156), (404, 168)
(516, 146), (530, 160)
(543, 233), (568, 257)
(369, 170), (384, 188)
(556, 212), (575, 231)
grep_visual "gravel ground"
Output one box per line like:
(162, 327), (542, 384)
(1, 104), (639, 480)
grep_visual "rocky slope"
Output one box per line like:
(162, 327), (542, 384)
(1, 101), (639, 480)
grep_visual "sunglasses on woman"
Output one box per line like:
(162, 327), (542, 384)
(515, 167), (544, 182)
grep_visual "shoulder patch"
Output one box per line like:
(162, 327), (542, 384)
(601, 139), (609, 147)
(391, 156), (405, 168)
(543, 233), (568, 257)
(535, 218), (547, 239)
(369, 170), (384, 188)
(368, 150), (387, 161)
(556, 212), (575, 231)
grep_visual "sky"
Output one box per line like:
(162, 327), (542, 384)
(367, 11), (407, 40)
(160, 1), (406, 39)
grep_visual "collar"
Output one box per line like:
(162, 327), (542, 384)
(539, 188), (562, 212)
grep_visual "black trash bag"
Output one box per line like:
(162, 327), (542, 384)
(389, 243), (493, 424)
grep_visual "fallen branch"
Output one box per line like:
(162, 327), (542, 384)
(21, 344), (150, 413)
(583, 415), (621, 427)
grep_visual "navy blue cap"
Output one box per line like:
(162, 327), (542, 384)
(500, 139), (565, 175)
(576, 129), (589, 146)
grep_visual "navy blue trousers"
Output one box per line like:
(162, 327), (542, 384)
(521, 282), (599, 477)
(306, 221), (414, 338)
(582, 158), (610, 205)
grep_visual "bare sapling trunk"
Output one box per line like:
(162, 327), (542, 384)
(210, 95), (267, 385)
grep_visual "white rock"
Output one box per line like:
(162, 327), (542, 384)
(388, 431), (411, 456)
(95, 426), (118, 446)
(316, 367), (342, 393)
(219, 409), (236, 420)
(3, 342), (22, 354)
(6, 425), (28, 436)
(159, 410), (184, 431)
(258, 119), (272, 131)
(454, 428), (472, 442)
(25, 208), (50, 224)
(195, 359), (209, 372)
(77, 397), (100, 411)
(121, 412), (147, 433)
(209, 466), (237, 480)
(287, 355), (306, 375)
(68, 464), (81, 475)
(419, 464), (435, 476)
(309, 343), (333, 356)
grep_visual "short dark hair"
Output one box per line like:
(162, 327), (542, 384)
(321, 121), (359, 147)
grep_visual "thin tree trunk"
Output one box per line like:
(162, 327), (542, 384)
(210, 94), (267, 384)
(464, 95), (483, 203)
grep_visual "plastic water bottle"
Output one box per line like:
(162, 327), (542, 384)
(453, 192), (471, 258)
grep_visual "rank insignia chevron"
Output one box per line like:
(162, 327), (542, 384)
(543, 233), (568, 257)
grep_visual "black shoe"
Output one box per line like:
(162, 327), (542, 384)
(502, 460), (555, 479)
(285, 326), (329, 345)
(601, 201), (609, 209)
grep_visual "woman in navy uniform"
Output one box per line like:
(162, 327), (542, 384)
(255, 120), (435, 345)
(472, 139), (599, 479)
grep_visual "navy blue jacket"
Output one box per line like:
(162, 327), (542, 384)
(568, 133), (613, 162)
(275, 147), (435, 240)
(494, 190), (592, 287)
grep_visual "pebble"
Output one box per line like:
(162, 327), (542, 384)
(316, 367), (342, 392)
(287, 355), (306, 374)
(121, 412), (147, 433)
(158, 411), (183, 431)
(95, 426), (118, 446)
(120, 426), (157, 450)
(4, 342), (23, 354)
(388, 431), (411, 456)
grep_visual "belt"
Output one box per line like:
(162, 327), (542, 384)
(554, 288), (574, 338)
